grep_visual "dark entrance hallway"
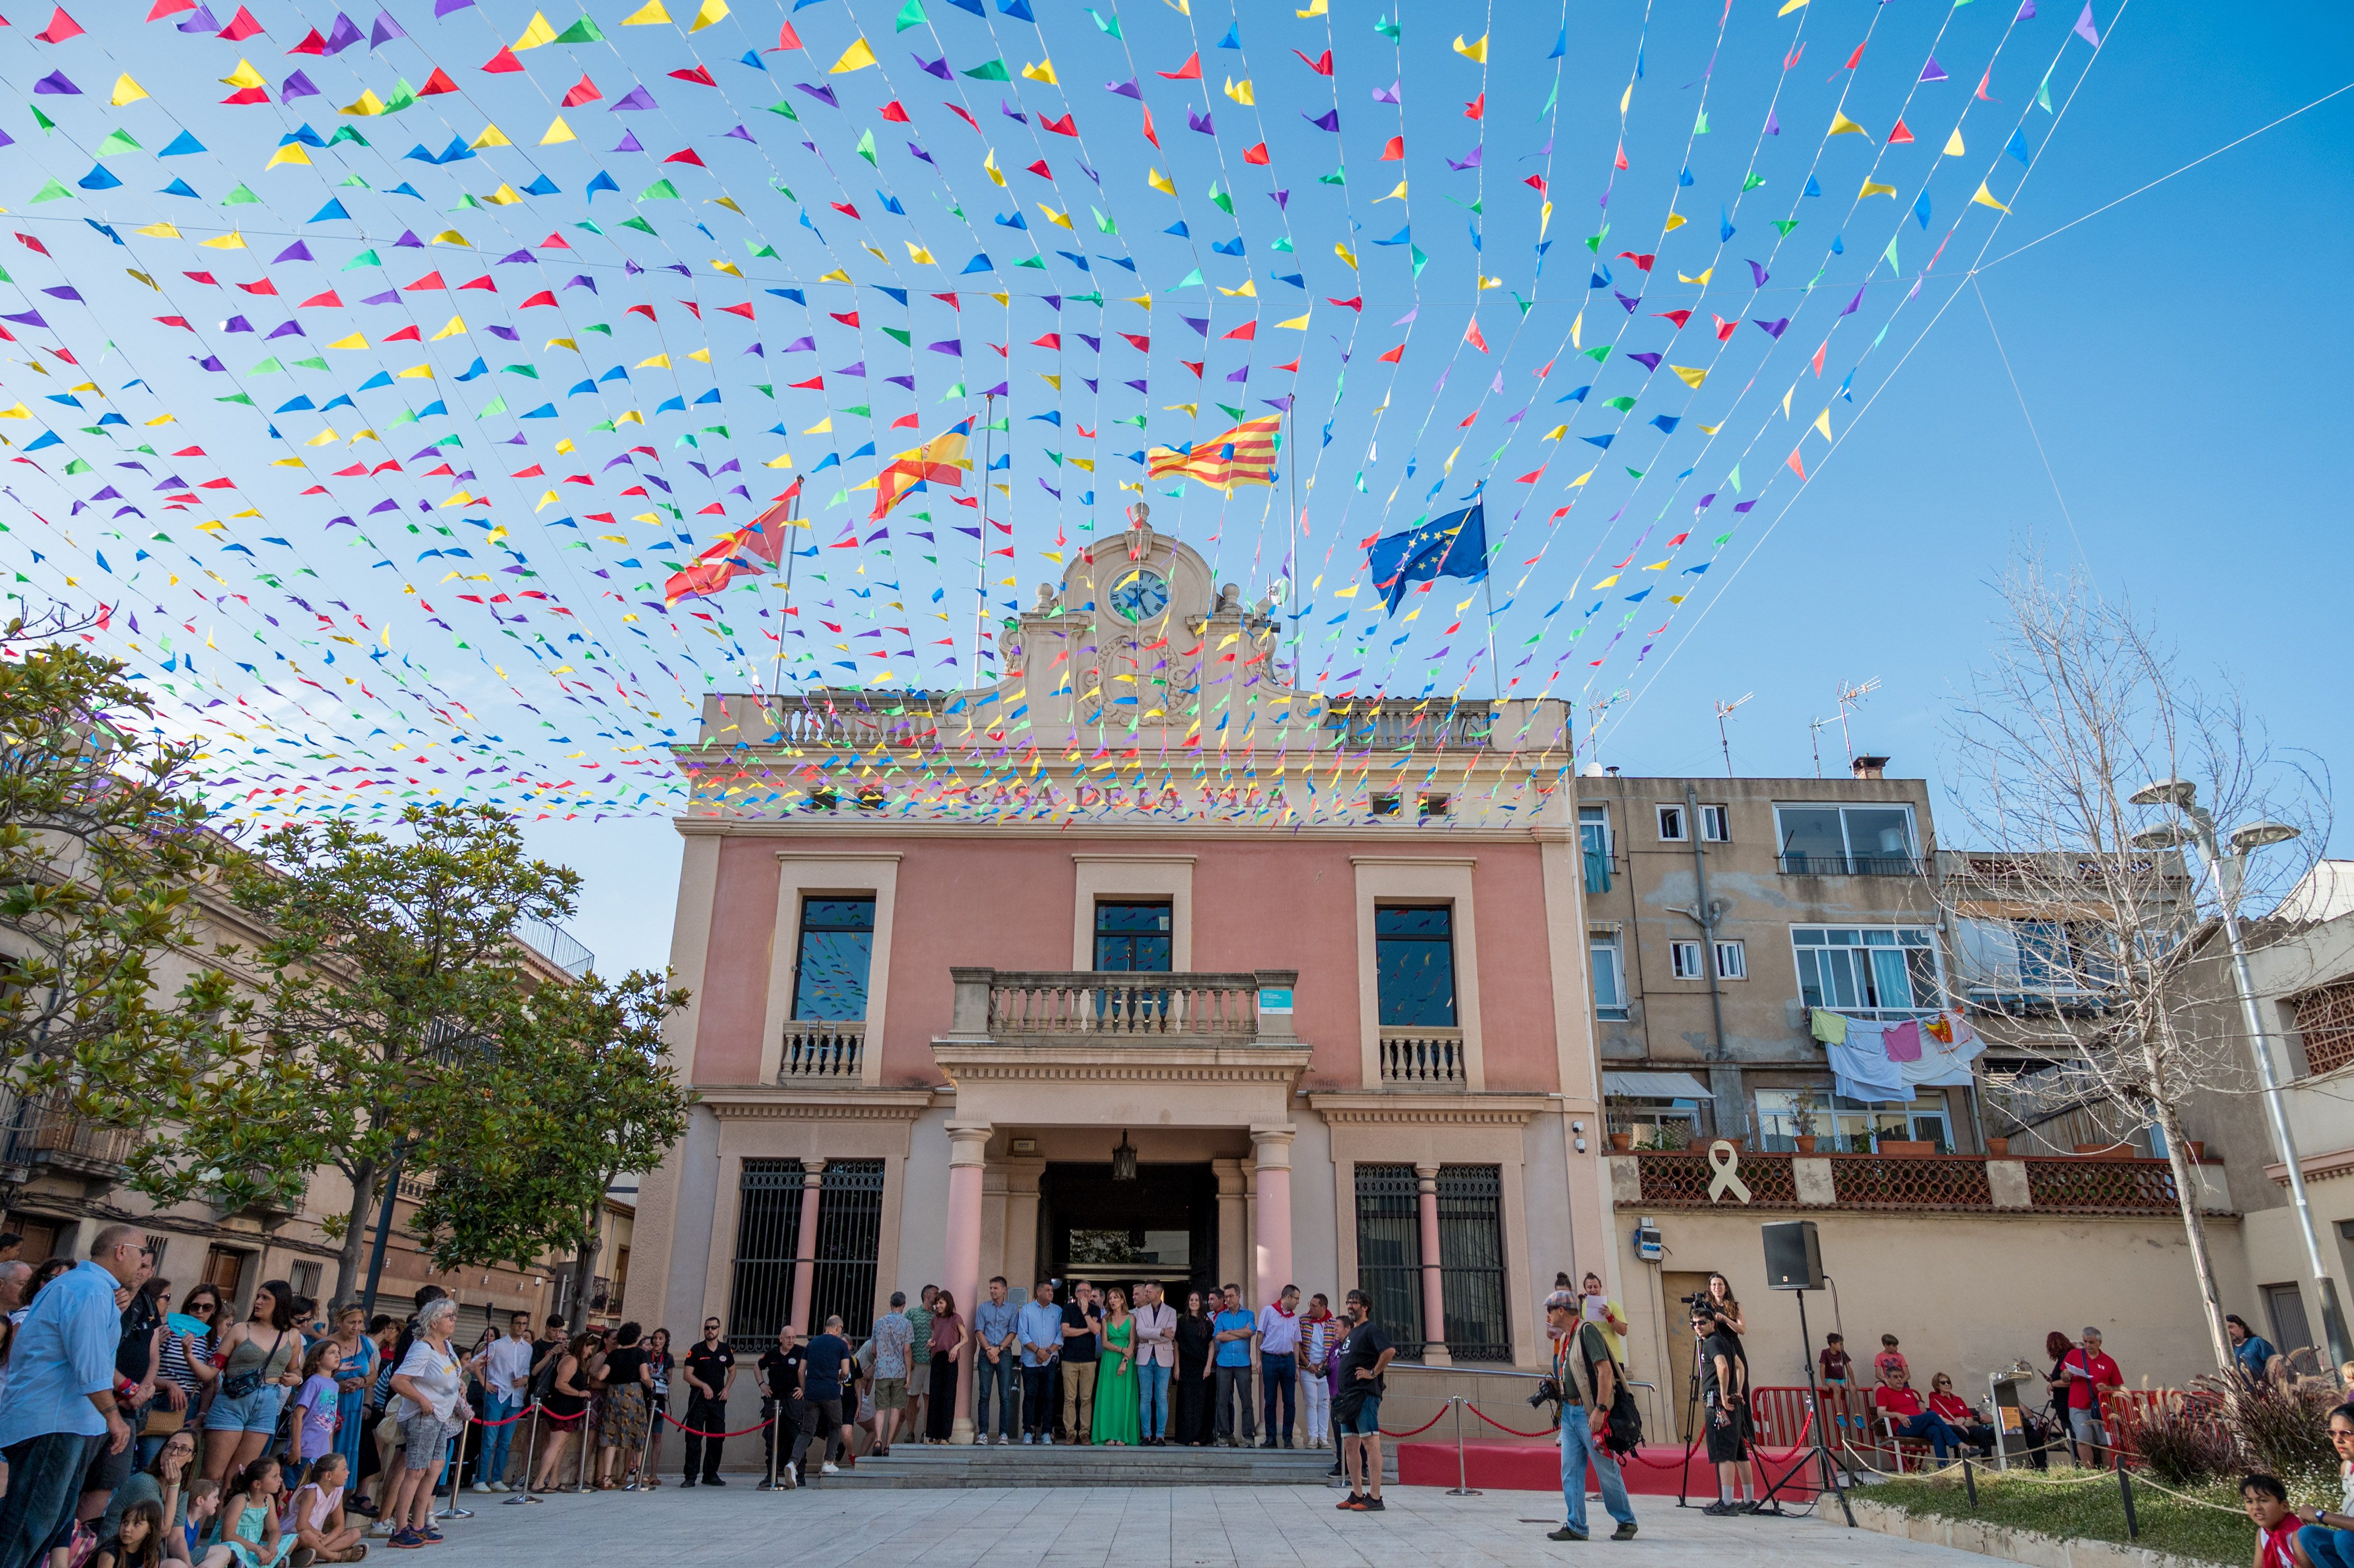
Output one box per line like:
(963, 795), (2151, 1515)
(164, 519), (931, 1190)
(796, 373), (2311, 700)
(1038, 1161), (1217, 1302)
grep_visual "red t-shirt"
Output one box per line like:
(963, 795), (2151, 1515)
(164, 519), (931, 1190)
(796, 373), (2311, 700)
(1928, 1392), (1972, 1423)
(1874, 1387), (1925, 1419)
(2062, 1350), (2120, 1410)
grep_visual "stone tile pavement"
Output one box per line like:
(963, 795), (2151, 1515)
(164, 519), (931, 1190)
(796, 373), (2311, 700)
(417, 1483), (1996, 1566)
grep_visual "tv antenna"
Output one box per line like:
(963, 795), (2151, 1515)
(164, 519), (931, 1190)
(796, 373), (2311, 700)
(1834, 677), (1880, 767)
(1714, 694), (1754, 777)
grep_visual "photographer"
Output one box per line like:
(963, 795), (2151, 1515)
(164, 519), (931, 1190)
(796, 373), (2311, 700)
(1693, 1304), (1758, 1515)
(1539, 1290), (1637, 1544)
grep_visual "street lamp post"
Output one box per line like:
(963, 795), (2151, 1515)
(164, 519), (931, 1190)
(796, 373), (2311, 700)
(2130, 778), (2353, 1369)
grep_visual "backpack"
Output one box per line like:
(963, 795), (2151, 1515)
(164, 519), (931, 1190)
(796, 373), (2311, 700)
(1573, 1327), (1644, 1455)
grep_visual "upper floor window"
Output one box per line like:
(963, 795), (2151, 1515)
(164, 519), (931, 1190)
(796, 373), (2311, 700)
(1791, 925), (1942, 1018)
(1774, 803), (1918, 876)
(1094, 901), (1173, 972)
(1953, 918), (2115, 996)
(1754, 1088), (1952, 1153)
(1656, 804), (1688, 842)
(1579, 806), (1612, 894)
(792, 896), (876, 1021)
(1591, 931), (1629, 1022)
(1699, 804), (1731, 842)
(2292, 979), (2354, 1079)
(1669, 940), (1705, 981)
(1715, 940), (1747, 980)
(1377, 906), (1457, 1027)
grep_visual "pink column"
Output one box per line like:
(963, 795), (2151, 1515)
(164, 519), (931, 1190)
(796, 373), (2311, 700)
(943, 1124), (991, 1445)
(1415, 1164), (1451, 1365)
(1250, 1127), (1296, 1309)
(788, 1158), (827, 1334)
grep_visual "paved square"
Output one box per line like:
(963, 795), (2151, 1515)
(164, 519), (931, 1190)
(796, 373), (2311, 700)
(417, 1484), (1987, 1566)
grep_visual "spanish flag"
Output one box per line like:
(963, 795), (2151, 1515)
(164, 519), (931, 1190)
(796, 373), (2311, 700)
(868, 417), (973, 521)
(1147, 414), (1281, 491)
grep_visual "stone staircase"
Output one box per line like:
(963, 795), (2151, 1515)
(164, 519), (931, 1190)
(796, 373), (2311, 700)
(795, 1440), (1387, 1491)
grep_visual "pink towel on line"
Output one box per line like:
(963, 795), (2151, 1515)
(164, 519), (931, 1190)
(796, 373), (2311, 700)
(1884, 1020), (1924, 1062)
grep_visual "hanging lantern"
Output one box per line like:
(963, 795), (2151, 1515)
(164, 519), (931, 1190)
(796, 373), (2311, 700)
(1111, 1129), (1139, 1182)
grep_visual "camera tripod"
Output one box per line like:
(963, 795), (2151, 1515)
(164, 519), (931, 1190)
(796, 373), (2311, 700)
(1746, 1287), (1854, 1526)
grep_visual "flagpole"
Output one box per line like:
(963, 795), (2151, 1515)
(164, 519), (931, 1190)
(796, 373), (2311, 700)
(973, 393), (994, 687)
(1285, 402), (1300, 695)
(770, 488), (799, 725)
(1482, 571), (1502, 703)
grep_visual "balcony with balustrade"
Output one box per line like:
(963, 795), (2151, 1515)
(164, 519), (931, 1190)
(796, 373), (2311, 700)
(1608, 1146), (2232, 1216)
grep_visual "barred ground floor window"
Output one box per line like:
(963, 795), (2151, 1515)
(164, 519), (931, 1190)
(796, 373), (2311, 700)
(727, 1157), (886, 1342)
(1351, 1162), (1509, 1363)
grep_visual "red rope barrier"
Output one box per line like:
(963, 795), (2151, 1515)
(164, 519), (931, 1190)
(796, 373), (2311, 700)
(1750, 1410), (1815, 1463)
(1463, 1403), (1560, 1440)
(470, 1404), (536, 1429)
(1376, 1407), (1452, 1440)
(656, 1408), (777, 1440)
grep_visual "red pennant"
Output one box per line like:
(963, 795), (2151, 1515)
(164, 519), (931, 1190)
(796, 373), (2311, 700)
(1040, 113), (1077, 137)
(383, 325), (421, 343)
(219, 86), (269, 103)
(1888, 118), (1914, 143)
(1242, 141), (1268, 165)
(1613, 141), (1628, 171)
(663, 147), (707, 166)
(718, 301), (756, 319)
(286, 25), (326, 53)
(298, 290), (341, 307)
(1377, 343), (1403, 363)
(1220, 320), (1257, 342)
(34, 7), (87, 43)
(1654, 309), (1692, 328)
(1141, 104), (1157, 147)
(1380, 136), (1403, 160)
(402, 272), (446, 291)
(456, 275), (496, 292)
(145, 0), (195, 17)
(769, 20), (802, 49)
(418, 67), (460, 95)
(1156, 51), (1200, 79)
(668, 63), (717, 85)
(217, 5), (263, 40)
(561, 74), (600, 105)
(1463, 92), (1484, 120)
(1463, 319), (1489, 354)
(519, 290), (558, 308)
(1291, 48), (1332, 75)
(1785, 449), (1807, 479)
(878, 99), (909, 122)
(1845, 41), (1866, 69)
(481, 44), (524, 73)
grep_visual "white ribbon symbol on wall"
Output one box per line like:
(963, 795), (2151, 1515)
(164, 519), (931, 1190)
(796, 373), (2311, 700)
(1707, 1140), (1752, 1205)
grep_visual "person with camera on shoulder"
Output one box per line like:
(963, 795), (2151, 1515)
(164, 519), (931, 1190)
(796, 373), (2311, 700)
(1540, 1288), (1638, 1543)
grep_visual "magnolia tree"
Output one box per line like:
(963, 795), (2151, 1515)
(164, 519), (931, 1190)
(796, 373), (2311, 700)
(1939, 568), (2328, 1376)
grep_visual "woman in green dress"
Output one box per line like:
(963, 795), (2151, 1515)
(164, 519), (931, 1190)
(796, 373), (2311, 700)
(1091, 1286), (1142, 1446)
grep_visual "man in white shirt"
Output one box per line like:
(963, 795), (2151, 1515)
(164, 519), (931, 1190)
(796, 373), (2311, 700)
(476, 1311), (535, 1492)
(1255, 1285), (1303, 1449)
(1130, 1282), (1179, 1446)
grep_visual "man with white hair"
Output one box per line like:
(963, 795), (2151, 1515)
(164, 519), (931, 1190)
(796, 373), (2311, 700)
(0, 1225), (149, 1568)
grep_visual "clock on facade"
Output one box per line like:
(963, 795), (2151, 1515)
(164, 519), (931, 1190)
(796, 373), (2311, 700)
(1109, 568), (1172, 622)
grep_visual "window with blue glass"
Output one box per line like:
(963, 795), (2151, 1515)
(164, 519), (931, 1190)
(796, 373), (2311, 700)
(1093, 901), (1173, 972)
(1377, 906), (1458, 1026)
(791, 896), (876, 1021)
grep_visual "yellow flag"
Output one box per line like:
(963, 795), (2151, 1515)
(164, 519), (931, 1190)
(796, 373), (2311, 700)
(1971, 181), (2010, 213)
(1943, 128), (1966, 156)
(804, 416), (833, 435)
(1453, 32), (1487, 62)
(396, 364), (434, 381)
(1571, 310), (1583, 349)
(342, 89), (385, 116)
(817, 267), (851, 283)
(1860, 179), (1897, 198)
(638, 352), (672, 369)
(687, 347), (713, 362)
(1375, 180), (1407, 202)
(513, 10), (557, 47)
(433, 230), (471, 247)
(1334, 242), (1357, 270)
(1038, 204), (1073, 230)
(985, 150), (1007, 187)
(1223, 75), (1253, 105)
(326, 333), (367, 350)
(1293, 0), (1325, 14)
(431, 316), (466, 340)
(1146, 167), (1175, 196)
(1777, 0), (1807, 12)
(485, 183), (522, 206)
(135, 221), (180, 239)
(621, 0), (669, 22)
(1663, 212), (1687, 233)
(1217, 279), (1256, 297)
(541, 115), (576, 145)
(1677, 267), (1713, 285)
(1021, 58), (1057, 85)
(200, 231), (248, 250)
(1781, 387), (1794, 417)
(763, 453), (794, 469)
(1812, 408), (1833, 441)
(907, 243), (936, 265)
(1670, 365), (1708, 389)
(689, 0), (729, 30)
(219, 59), (266, 89)
(1592, 574), (1620, 589)
(470, 123), (511, 149)
(830, 36), (877, 72)
(1828, 111), (1868, 137)
(1274, 313), (1310, 330)
(110, 74), (149, 106)
(710, 258), (744, 277)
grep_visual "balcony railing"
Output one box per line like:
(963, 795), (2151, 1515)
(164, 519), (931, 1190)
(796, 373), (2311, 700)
(745, 692), (953, 749)
(1379, 1027), (1468, 1088)
(944, 968), (1299, 1047)
(1614, 1149), (2224, 1215)
(1323, 700), (1492, 751)
(779, 1020), (865, 1082)
(2, 1089), (135, 1172)
(1777, 852), (1924, 877)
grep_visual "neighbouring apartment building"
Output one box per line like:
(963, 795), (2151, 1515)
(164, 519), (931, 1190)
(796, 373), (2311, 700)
(632, 514), (2253, 1446)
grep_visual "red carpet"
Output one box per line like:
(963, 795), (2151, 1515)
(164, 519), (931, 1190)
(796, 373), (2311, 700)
(1395, 1439), (1823, 1499)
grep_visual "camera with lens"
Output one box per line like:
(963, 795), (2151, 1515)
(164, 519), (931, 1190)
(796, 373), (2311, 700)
(1527, 1377), (1563, 1409)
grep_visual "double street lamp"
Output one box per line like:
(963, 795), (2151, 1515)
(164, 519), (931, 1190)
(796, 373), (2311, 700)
(2129, 778), (2352, 1369)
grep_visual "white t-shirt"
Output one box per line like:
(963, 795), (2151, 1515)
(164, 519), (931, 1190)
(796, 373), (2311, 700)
(484, 1335), (534, 1399)
(391, 1338), (465, 1423)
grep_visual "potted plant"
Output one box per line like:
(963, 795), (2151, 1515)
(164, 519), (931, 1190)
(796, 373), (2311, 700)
(1641, 1123), (1686, 1153)
(1609, 1130), (1636, 1152)
(1605, 1094), (1637, 1151)
(1984, 1136), (2010, 1156)
(1790, 1087), (1824, 1155)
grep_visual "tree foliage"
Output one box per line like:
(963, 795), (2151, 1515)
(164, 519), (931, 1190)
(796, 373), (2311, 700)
(0, 628), (245, 1116)
(408, 968), (691, 1276)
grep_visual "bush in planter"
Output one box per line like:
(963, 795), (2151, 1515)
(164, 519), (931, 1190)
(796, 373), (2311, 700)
(2124, 1395), (2241, 1487)
(2224, 1375), (2343, 1499)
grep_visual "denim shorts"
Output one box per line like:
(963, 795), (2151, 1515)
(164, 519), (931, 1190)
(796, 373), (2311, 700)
(1338, 1395), (1382, 1436)
(204, 1383), (287, 1434)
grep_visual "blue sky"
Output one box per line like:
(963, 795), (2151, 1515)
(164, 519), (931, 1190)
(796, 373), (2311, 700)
(0, 0), (2345, 976)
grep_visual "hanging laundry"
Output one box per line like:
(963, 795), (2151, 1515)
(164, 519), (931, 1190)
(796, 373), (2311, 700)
(1884, 1020), (1924, 1063)
(1810, 1008), (1848, 1046)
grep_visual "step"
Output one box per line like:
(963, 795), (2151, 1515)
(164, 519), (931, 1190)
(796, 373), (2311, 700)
(802, 1443), (1390, 1491)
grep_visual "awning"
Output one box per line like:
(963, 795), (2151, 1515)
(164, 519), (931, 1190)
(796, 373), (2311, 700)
(1603, 1070), (1715, 1101)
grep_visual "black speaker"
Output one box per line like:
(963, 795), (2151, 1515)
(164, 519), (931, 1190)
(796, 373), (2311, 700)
(1761, 1220), (1824, 1291)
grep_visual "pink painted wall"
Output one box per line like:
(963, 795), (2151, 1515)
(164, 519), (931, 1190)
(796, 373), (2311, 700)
(690, 834), (1564, 1094)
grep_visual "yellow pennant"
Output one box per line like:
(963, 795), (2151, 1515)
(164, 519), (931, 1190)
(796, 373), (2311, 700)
(1670, 365), (1707, 389)
(513, 10), (557, 47)
(1453, 32), (1487, 62)
(1021, 58), (1057, 85)
(219, 59), (266, 89)
(1971, 181), (2010, 212)
(690, 0), (729, 30)
(541, 115), (576, 145)
(830, 36), (878, 72)
(110, 74), (149, 106)
(620, 0), (669, 22)
(1943, 128), (1966, 156)
(1828, 112), (1869, 137)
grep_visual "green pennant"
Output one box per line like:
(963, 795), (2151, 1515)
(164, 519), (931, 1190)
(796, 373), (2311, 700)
(97, 128), (142, 156)
(216, 393), (256, 407)
(748, 242), (778, 258)
(342, 249), (382, 270)
(31, 106), (57, 134)
(855, 128), (878, 166)
(61, 458), (93, 475)
(1742, 172), (1766, 191)
(880, 326), (912, 346)
(1318, 168), (1345, 187)
(637, 179), (680, 200)
(328, 125), (369, 147)
(1409, 244), (1429, 279)
(222, 184), (260, 206)
(1772, 218), (1800, 236)
(291, 356), (328, 371)
(477, 395), (508, 417)
(384, 80), (417, 113)
(28, 179), (71, 204)
(250, 356), (285, 374)
(337, 174), (370, 188)
(893, 0), (924, 30)
(765, 98), (800, 120)
(962, 58), (1011, 81)
(620, 216), (657, 234)
(556, 14), (605, 43)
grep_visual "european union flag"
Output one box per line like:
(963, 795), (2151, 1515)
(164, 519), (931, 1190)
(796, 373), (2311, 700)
(1367, 503), (1486, 614)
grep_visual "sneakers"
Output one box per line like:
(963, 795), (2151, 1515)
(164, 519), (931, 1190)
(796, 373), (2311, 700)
(1612, 1522), (1640, 1541)
(488, 1482), (508, 1493)
(705, 1476), (727, 1487)
(1338, 1494), (1368, 1511)
(469, 1483), (493, 1494)
(419, 1527), (444, 1544)
(1702, 1500), (1741, 1517)
(1359, 1497), (1385, 1512)
(1547, 1527), (1589, 1542)
(387, 1528), (424, 1551)
(757, 1478), (775, 1492)
(821, 1461), (841, 1475)
(679, 1478), (697, 1488)
(1019, 1433), (1033, 1445)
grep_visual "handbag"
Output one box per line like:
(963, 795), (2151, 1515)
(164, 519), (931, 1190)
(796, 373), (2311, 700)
(219, 1329), (287, 1401)
(142, 1399), (186, 1437)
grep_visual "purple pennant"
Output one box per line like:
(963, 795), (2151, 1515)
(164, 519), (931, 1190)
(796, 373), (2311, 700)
(1302, 108), (1339, 132)
(611, 86), (658, 110)
(2, 310), (50, 329)
(1446, 145), (1483, 171)
(2073, 3), (2099, 44)
(1841, 286), (1864, 316)
(360, 289), (398, 304)
(725, 123), (755, 141)
(223, 315), (254, 333)
(394, 229), (424, 247)
(176, 5), (219, 31)
(32, 71), (81, 95)
(794, 82), (838, 107)
(613, 130), (644, 152)
(1613, 291), (1641, 313)
(1105, 76), (1140, 98)
(1223, 365), (1248, 383)
(908, 142), (933, 163)
(1371, 80), (1399, 103)
(2016, 0), (2036, 15)
(1919, 56), (1948, 82)
(496, 249), (532, 263)
(914, 54), (950, 79)
(983, 381), (1009, 396)
(999, 96), (1025, 122)
(782, 335), (815, 351)
(272, 240), (315, 263)
(836, 361), (866, 377)
(264, 321), (306, 339)
(1734, 500), (1757, 513)
(1269, 188), (1288, 209)
(1751, 317), (1789, 338)
(1765, 109), (1780, 135)
(1186, 107), (1214, 134)
(884, 374), (915, 390)
(282, 71), (319, 100)
(1179, 316), (1210, 336)
(324, 11), (362, 51)
(194, 355), (226, 372)
(41, 286), (84, 302)
(1627, 352), (1662, 371)
(370, 9), (406, 46)
(926, 339), (961, 355)
(1747, 259), (1771, 287)
(0, 129), (13, 149)
(565, 274), (597, 291)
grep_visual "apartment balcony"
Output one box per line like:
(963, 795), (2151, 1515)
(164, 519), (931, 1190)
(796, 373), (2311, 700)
(1608, 1148), (2231, 1216)
(1776, 852), (1925, 877)
(779, 1020), (866, 1084)
(1, 1089), (135, 1183)
(1379, 1027), (1468, 1089)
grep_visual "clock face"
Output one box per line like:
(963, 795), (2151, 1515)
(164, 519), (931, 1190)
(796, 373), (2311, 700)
(1109, 569), (1172, 622)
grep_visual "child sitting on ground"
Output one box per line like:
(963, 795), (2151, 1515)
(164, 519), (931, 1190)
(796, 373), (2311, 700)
(2243, 1473), (2302, 1568)
(290, 1453), (370, 1563)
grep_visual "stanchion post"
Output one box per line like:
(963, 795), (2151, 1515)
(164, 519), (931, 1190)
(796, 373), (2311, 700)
(506, 1404), (542, 1505)
(440, 1416), (474, 1521)
(769, 1407), (780, 1492)
(1446, 1393), (1481, 1498)
(1963, 1455), (1977, 1510)
(2115, 1451), (2138, 1540)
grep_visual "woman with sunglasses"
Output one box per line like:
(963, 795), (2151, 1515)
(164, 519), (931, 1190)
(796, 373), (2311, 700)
(1925, 1373), (1998, 1457)
(143, 1285), (220, 1469)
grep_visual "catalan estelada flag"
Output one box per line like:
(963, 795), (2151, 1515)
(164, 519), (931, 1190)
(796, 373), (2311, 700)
(867, 417), (973, 520)
(1147, 414), (1281, 491)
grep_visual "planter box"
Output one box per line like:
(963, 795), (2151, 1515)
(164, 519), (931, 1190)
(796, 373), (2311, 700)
(1875, 1139), (1937, 1156)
